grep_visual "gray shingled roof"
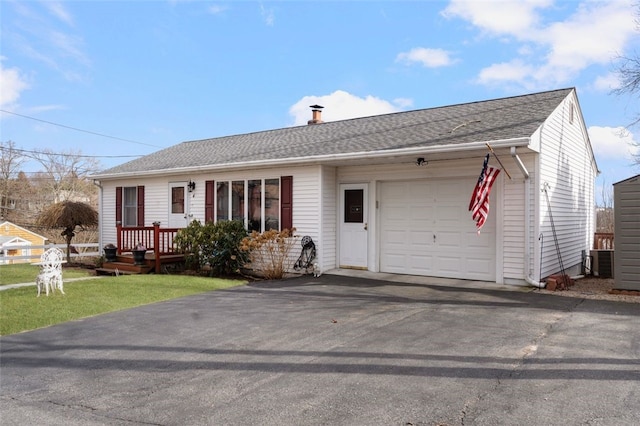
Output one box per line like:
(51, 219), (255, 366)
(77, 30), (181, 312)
(95, 88), (573, 177)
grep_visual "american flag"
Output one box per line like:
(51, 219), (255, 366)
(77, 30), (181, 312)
(469, 154), (500, 233)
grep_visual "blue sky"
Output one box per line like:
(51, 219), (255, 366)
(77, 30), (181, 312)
(1, 0), (639, 204)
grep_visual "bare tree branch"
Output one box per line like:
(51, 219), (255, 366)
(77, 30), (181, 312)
(0, 141), (25, 220)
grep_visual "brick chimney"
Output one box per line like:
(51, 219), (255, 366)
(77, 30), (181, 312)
(307, 104), (324, 125)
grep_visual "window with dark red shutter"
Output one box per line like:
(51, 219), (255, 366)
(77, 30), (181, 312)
(281, 176), (293, 230)
(205, 180), (215, 223)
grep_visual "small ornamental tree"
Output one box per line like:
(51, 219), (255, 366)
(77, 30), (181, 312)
(174, 220), (248, 276)
(37, 201), (98, 263)
(240, 228), (297, 280)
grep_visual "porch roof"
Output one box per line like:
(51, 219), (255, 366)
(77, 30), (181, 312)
(92, 88), (574, 179)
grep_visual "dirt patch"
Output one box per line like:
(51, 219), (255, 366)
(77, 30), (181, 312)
(537, 276), (640, 303)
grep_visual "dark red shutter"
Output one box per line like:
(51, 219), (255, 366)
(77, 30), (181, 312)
(137, 186), (145, 226)
(115, 187), (122, 225)
(281, 176), (293, 230)
(205, 180), (215, 223)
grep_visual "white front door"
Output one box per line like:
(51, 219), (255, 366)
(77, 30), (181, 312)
(168, 182), (189, 228)
(339, 183), (368, 269)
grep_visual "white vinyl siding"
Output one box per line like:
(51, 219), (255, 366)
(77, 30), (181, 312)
(538, 94), (596, 278)
(502, 178), (526, 279)
(502, 153), (537, 282)
(100, 167), (324, 271)
(320, 166), (337, 272)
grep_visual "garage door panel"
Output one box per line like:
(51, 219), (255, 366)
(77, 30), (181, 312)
(380, 179), (496, 281)
(467, 232), (493, 247)
(435, 206), (460, 221)
(437, 256), (464, 274)
(411, 230), (431, 245)
(409, 208), (431, 217)
(467, 258), (493, 275)
(383, 229), (407, 244)
(437, 231), (461, 247)
(408, 256), (434, 274)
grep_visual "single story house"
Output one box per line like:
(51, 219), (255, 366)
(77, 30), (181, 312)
(613, 174), (640, 290)
(0, 221), (48, 264)
(91, 87), (598, 286)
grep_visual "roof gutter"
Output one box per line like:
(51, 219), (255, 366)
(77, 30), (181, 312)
(92, 137), (531, 180)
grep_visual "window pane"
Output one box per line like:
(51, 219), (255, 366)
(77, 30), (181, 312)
(216, 182), (229, 221)
(232, 181), (244, 222)
(171, 186), (185, 214)
(248, 179), (261, 232)
(265, 178), (279, 231)
(123, 187), (137, 227)
(344, 189), (363, 223)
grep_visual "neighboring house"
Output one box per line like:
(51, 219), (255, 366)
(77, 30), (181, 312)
(91, 88), (597, 286)
(613, 174), (640, 291)
(0, 221), (48, 264)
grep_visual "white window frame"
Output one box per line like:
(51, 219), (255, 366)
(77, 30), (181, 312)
(122, 187), (138, 227)
(215, 178), (280, 232)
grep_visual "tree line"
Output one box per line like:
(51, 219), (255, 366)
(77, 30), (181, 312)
(0, 140), (101, 244)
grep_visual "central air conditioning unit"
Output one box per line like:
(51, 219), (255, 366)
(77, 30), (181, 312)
(590, 250), (614, 278)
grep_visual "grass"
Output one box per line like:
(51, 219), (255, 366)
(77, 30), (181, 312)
(0, 263), (92, 285)
(0, 273), (247, 336)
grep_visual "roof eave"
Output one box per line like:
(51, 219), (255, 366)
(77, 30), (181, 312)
(91, 136), (531, 180)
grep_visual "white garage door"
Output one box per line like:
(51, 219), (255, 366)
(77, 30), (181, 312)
(380, 178), (496, 281)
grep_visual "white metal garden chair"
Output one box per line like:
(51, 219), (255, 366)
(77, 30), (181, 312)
(36, 247), (65, 297)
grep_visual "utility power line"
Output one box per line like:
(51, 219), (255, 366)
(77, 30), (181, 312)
(0, 109), (161, 148)
(0, 145), (142, 160)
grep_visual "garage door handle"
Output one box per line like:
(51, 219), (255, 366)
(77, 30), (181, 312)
(364, 223), (368, 231)
(433, 234), (436, 242)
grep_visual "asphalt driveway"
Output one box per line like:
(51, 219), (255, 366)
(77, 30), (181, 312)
(1, 273), (639, 425)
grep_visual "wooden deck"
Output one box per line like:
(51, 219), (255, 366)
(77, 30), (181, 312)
(97, 252), (185, 275)
(98, 223), (184, 274)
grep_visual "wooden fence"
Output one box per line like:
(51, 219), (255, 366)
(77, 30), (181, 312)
(593, 233), (614, 250)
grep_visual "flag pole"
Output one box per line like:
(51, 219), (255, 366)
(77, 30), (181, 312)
(485, 142), (512, 180)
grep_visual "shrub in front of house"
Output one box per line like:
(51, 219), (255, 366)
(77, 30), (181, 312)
(240, 228), (297, 280)
(174, 220), (248, 276)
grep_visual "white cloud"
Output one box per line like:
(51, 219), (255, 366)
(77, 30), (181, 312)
(289, 90), (405, 126)
(44, 2), (74, 26)
(28, 104), (65, 114)
(442, 0), (552, 35)
(208, 4), (228, 15)
(396, 47), (456, 68)
(0, 59), (30, 109)
(444, 0), (638, 89)
(260, 3), (275, 26)
(477, 59), (535, 87)
(537, 2), (636, 79)
(50, 30), (91, 67)
(593, 73), (622, 92)
(393, 97), (414, 108)
(588, 126), (638, 161)
(6, 2), (90, 81)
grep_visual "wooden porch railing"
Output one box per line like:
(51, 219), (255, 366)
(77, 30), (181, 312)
(116, 222), (181, 273)
(593, 232), (614, 250)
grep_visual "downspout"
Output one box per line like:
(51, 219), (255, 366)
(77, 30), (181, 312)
(510, 147), (545, 288)
(93, 179), (104, 254)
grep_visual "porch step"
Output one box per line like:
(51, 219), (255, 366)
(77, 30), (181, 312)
(96, 268), (135, 276)
(99, 261), (152, 275)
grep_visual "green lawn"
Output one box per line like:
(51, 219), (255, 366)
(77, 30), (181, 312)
(0, 273), (246, 336)
(0, 263), (91, 285)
